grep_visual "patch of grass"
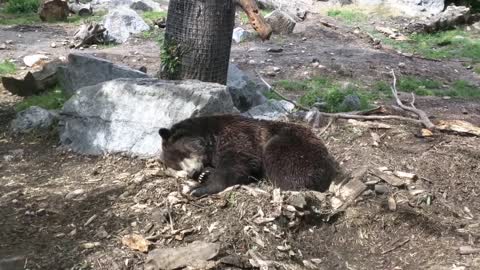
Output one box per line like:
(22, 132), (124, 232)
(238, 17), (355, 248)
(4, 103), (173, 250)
(444, 80), (480, 98)
(142, 11), (167, 24)
(264, 90), (282, 100)
(140, 28), (164, 45)
(377, 30), (480, 62)
(397, 76), (442, 96)
(473, 64), (480, 75)
(277, 77), (376, 112)
(274, 80), (309, 92)
(15, 86), (70, 112)
(4, 0), (39, 14)
(0, 12), (40, 25)
(0, 60), (16, 75)
(327, 9), (367, 24)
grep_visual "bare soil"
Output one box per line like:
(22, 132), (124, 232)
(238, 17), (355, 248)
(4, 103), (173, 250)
(1, 12), (480, 270)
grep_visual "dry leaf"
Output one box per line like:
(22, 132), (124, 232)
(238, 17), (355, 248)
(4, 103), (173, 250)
(121, 233), (151, 252)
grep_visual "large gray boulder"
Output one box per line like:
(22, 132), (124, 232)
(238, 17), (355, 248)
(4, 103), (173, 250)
(354, 0), (444, 16)
(91, 0), (167, 12)
(103, 7), (150, 43)
(57, 53), (149, 95)
(265, 10), (296, 34)
(59, 78), (238, 157)
(10, 106), (58, 134)
(242, 100), (295, 121)
(227, 64), (268, 112)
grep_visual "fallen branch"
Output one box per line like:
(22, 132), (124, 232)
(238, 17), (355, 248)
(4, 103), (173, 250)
(390, 70), (435, 129)
(256, 71), (424, 125)
(235, 0), (272, 40)
(318, 117), (334, 136)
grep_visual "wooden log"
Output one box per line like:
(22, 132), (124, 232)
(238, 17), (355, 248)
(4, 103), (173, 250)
(235, 0), (272, 40)
(39, 0), (69, 22)
(1, 60), (61, 97)
(73, 23), (107, 48)
(69, 2), (93, 16)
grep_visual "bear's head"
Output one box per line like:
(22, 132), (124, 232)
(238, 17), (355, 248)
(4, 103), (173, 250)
(158, 126), (207, 178)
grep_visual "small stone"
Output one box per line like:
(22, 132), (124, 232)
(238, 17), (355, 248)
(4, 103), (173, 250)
(267, 47), (283, 53)
(36, 209), (46, 216)
(5, 40), (13, 44)
(65, 189), (85, 200)
(50, 42), (57, 48)
(0, 43), (6, 50)
(302, 37), (307, 41)
(248, 59), (256, 65)
(374, 184), (389, 194)
(398, 62), (406, 67)
(462, 108), (468, 115)
(442, 96), (451, 100)
(81, 242), (101, 249)
(273, 66), (281, 72)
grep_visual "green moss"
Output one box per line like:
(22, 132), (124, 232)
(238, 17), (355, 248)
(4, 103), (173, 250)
(15, 86), (70, 112)
(0, 60), (16, 75)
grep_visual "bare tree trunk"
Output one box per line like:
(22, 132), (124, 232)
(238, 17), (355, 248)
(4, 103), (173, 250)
(160, 0), (236, 85)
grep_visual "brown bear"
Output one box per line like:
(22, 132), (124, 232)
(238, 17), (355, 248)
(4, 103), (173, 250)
(159, 114), (340, 197)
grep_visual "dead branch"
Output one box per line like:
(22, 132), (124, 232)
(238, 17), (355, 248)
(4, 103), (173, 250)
(256, 72), (425, 126)
(318, 117), (335, 136)
(390, 70), (435, 129)
(236, 0), (272, 40)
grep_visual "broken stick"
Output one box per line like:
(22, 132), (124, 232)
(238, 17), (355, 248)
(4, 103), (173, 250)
(235, 0), (272, 40)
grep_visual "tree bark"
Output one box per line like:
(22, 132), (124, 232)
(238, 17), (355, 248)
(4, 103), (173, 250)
(160, 0), (236, 84)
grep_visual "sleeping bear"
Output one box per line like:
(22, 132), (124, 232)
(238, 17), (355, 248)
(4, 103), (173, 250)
(159, 114), (340, 197)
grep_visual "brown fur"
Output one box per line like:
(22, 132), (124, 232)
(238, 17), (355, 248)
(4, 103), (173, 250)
(159, 114), (340, 197)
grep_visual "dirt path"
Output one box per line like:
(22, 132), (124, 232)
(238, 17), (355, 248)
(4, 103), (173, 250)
(1, 13), (480, 270)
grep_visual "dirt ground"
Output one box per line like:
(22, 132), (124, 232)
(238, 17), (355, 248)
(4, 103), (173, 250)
(1, 10), (480, 270)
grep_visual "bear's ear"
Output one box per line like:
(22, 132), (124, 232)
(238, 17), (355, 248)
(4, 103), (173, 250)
(159, 128), (171, 140)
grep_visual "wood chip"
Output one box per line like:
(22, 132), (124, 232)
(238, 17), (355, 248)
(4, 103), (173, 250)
(371, 171), (405, 187)
(458, 246), (480, 255)
(388, 196), (397, 211)
(436, 120), (480, 137)
(393, 171), (418, 180)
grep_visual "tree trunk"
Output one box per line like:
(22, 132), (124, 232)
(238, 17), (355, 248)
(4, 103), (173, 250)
(160, 0), (235, 85)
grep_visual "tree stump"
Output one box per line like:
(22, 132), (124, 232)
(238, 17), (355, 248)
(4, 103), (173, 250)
(39, 0), (69, 22)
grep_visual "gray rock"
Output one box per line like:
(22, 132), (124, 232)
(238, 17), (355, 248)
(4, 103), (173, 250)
(341, 94), (362, 111)
(59, 78), (238, 157)
(91, 0), (167, 12)
(57, 53), (149, 95)
(406, 5), (472, 33)
(232, 27), (251, 43)
(227, 64), (268, 112)
(145, 241), (220, 270)
(257, 0), (313, 19)
(9, 106), (58, 134)
(130, 1), (152, 11)
(242, 100), (295, 121)
(353, 0), (444, 16)
(103, 7), (150, 43)
(265, 10), (296, 34)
